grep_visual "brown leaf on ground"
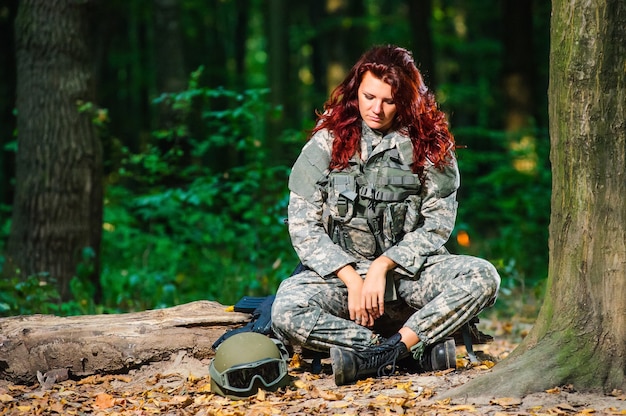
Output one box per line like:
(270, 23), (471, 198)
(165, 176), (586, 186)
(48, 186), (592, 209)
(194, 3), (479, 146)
(94, 392), (115, 409)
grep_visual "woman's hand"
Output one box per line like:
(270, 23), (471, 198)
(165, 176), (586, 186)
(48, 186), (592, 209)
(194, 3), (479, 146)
(362, 256), (397, 323)
(336, 265), (371, 326)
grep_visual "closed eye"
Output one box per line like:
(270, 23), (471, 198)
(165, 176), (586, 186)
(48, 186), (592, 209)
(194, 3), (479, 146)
(363, 93), (394, 105)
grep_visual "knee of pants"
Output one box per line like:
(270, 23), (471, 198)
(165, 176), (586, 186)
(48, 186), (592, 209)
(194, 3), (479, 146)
(476, 259), (501, 301)
(270, 298), (291, 335)
(270, 294), (315, 343)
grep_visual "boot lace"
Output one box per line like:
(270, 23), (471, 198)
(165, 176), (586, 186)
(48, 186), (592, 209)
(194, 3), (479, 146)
(358, 342), (404, 377)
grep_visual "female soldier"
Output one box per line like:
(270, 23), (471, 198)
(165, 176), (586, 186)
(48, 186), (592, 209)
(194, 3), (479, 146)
(271, 45), (500, 386)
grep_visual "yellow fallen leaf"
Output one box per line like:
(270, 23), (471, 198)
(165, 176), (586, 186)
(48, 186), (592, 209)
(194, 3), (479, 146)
(420, 388), (435, 399)
(546, 387), (561, 394)
(17, 405), (31, 412)
(293, 379), (307, 389)
(225, 305), (235, 312)
(197, 382), (212, 393)
(0, 393), (14, 402)
(355, 378), (374, 394)
(329, 401), (350, 408)
(77, 375), (104, 385)
(578, 409), (596, 414)
(170, 395), (192, 406)
(256, 388), (266, 401)
(449, 404), (476, 412)
(435, 368), (456, 375)
(318, 390), (344, 401)
(457, 357), (470, 368)
(396, 381), (412, 391)
(290, 353), (303, 369)
(490, 397), (522, 407)
(376, 395), (407, 407)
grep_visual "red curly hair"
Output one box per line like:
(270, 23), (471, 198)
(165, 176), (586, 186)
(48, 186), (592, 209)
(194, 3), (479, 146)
(312, 45), (455, 173)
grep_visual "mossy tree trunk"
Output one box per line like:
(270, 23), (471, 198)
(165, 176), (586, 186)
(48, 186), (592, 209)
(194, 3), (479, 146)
(6, 0), (103, 302)
(445, 0), (626, 398)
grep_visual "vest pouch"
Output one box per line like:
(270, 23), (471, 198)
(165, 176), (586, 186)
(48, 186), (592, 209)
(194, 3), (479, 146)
(327, 172), (358, 222)
(340, 217), (377, 258)
(402, 194), (422, 233)
(382, 202), (408, 246)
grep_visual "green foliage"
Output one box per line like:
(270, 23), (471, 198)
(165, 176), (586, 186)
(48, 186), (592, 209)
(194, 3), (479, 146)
(0, 272), (94, 317)
(450, 127), (551, 316)
(0, 274), (59, 316)
(100, 69), (301, 311)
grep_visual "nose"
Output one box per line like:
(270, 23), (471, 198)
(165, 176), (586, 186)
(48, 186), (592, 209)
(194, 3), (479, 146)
(372, 100), (383, 114)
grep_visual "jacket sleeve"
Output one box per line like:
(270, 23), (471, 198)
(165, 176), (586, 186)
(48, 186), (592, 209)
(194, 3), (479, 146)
(382, 155), (460, 276)
(287, 133), (358, 277)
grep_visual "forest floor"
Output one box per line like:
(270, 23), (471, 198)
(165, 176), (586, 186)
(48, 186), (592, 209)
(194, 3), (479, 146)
(1, 314), (625, 415)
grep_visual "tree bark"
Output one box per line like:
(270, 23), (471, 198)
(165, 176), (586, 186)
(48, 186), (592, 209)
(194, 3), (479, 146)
(443, 0), (626, 399)
(0, 301), (250, 384)
(7, 0), (103, 302)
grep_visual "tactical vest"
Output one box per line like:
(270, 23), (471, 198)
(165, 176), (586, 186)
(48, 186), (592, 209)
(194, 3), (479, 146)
(325, 145), (423, 260)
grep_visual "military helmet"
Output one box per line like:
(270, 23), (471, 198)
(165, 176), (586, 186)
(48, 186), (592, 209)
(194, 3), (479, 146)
(209, 332), (290, 398)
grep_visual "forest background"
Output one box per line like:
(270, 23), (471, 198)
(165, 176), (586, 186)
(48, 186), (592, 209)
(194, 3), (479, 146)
(0, 0), (551, 321)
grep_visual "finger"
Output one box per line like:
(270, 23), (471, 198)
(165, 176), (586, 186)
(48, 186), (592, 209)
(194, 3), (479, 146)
(362, 295), (371, 312)
(367, 296), (380, 317)
(378, 299), (385, 316)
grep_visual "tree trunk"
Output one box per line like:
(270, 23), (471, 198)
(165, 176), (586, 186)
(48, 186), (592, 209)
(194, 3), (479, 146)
(0, 301), (250, 384)
(153, 0), (187, 98)
(265, 0), (290, 158)
(501, 0), (534, 133)
(0, 0), (17, 208)
(7, 0), (103, 302)
(444, 0), (626, 398)
(408, 0), (435, 89)
(324, 0), (366, 94)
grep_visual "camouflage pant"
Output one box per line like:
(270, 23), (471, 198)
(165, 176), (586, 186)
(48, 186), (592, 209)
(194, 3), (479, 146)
(271, 254), (500, 352)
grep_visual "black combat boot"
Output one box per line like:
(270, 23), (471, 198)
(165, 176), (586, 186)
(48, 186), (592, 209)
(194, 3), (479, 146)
(398, 337), (457, 373)
(330, 333), (410, 386)
(419, 338), (457, 371)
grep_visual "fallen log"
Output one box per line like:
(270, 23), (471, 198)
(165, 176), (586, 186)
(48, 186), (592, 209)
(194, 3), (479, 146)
(0, 300), (250, 384)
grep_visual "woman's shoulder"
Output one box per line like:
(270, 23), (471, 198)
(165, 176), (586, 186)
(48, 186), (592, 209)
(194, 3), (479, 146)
(306, 128), (334, 155)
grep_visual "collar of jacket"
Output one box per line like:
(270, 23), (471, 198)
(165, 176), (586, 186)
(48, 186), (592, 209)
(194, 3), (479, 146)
(361, 121), (414, 166)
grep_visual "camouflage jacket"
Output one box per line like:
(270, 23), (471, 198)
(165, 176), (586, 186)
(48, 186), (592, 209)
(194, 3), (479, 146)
(287, 122), (459, 279)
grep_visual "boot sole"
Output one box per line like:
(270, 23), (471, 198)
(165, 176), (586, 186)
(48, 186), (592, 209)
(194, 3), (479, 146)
(330, 347), (355, 386)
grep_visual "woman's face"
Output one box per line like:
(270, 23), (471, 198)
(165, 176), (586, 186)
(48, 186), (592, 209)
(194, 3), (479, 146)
(357, 71), (397, 132)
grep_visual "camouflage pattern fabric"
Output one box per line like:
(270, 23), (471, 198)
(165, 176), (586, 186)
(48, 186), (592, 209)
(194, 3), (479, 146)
(271, 123), (500, 353)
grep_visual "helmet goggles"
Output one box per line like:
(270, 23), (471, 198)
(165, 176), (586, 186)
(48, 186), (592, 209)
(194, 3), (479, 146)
(210, 356), (288, 392)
